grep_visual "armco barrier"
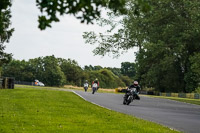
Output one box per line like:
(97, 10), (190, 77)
(194, 93), (200, 99)
(186, 93), (194, 99)
(166, 93), (171, 97)
(117, 89), (200, 99)
(178, 93), (186, 98)
(159, 92), (200, 99)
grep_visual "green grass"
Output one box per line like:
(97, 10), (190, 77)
(0, 87), (179, 133)
(145, 95), (200, 105)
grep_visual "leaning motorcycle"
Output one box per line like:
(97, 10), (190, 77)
(92, 83), (98, 94)
(123, 88), (138, 105)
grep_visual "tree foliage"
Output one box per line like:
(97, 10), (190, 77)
(0, 0), (150, 73)
(121, 62), (135, 78)
(59, 58), (83, 86)
(0, 0), (13, 69)
(2, 60), (33, 81)
(0, 0), (14, 44)
(83, 0), (200, 92)
(2, 56), (132, 88)
(36, 0), (151, 30)
(135, 0), (200, 92)
(106, 67), (121, 77)
(36, 0), (127, 30)
(3, 56), (66, 86)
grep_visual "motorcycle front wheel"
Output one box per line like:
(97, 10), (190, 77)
(126, 101), (131, 105)
(84, 87), (88, 92)
(123, 99), (126, 105)
(92, 87), (96, 94)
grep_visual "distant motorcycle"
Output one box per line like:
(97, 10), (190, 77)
(123, 88), (138, 105)
(92, 83), (98, 94)
(83, 83), (89, 92)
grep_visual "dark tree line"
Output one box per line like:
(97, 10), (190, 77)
(2, 55), (134, 88)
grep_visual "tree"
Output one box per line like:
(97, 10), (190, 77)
(0, 0), (13, 71)
(84, 65), (94, 71)
(29, 55), (66, 86)
(106, 67), (121, 77)
(84, 65), (103, 71)
(36, 0), (126, 30)
(189, 53), (200, 88)
(134, 0), (200, 92)
(2, 59), (35, 81)
(121, 62), (135, 79)
(59, 58), (83, 86)
(135, 42), (185, 92)
(82, 1), (148, 57)
(36, 0), (151, 30)
(83, 0), (200, 92)
(119, 75), (132, 86)
(0, 0), (14, 44)
(41, 56), (66, 86)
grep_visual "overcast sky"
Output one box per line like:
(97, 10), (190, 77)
(5, 0), (137, 68)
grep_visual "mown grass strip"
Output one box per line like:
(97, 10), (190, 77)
(0, 87), (179, 133)
(144, 95), (200, 105)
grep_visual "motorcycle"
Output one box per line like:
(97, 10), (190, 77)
(123, 88), (138, 105)
(83, 83), (88, 92)
(92, 83), (98, 94)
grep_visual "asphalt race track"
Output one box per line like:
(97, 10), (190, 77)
(74, 90), (200, 133)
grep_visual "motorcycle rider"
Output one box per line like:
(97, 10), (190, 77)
(125, 81), (141, 100)
(92, 78), (99, 90)
(83, 80), (89, 92)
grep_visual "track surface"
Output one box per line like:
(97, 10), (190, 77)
(74, 90), (200, 133)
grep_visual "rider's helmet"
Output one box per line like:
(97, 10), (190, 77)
(85, 80), (88, 83)
(95, 78), (98, 81)
(133, 81), (138, 86)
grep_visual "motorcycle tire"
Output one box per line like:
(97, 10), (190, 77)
(123, 99), (126, 105)
(92, 88), (96, 94)
(126, 101), (131, 105)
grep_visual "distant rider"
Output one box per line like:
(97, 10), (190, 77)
(83, 80), (89, 92)
(126, 81), (141, 100)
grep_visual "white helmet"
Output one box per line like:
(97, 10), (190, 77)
(133, 81), (138, 86)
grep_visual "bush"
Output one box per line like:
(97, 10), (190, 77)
(194, 87), (200, 94)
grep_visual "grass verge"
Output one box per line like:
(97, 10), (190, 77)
(16, 85), (199, 105)
(145, 95), (200, 105)
(15, 84), (116, 93)
(0, 87), (179, 133)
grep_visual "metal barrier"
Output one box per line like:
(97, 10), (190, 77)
(15, 81), (34, 86)
(159, 92), (200, 99)
(114, 89), (200, 99)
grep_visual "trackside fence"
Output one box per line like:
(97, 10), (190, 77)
(15, 81), (35, 86)
(159, 92), (200, 99)
(115, 89), (200, 99)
